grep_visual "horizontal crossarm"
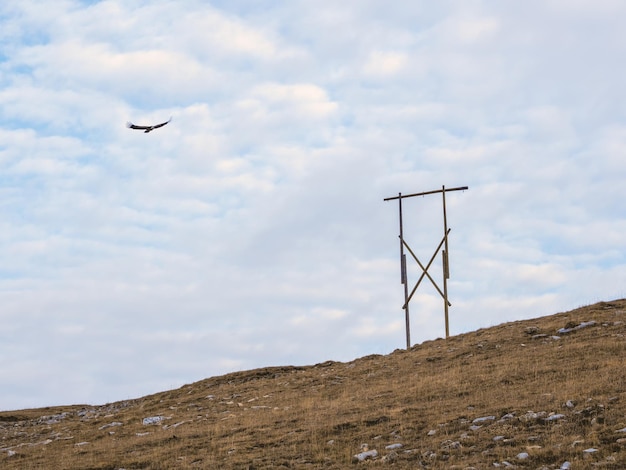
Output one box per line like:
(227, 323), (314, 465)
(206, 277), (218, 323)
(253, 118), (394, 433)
(384, 186), (468, 202)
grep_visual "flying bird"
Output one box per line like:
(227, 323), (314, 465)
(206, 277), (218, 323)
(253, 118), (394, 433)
(126, 117), (172, 133)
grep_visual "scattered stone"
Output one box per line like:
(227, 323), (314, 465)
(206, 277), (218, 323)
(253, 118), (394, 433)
(38, 413), (69, 425)
(163, 421), (187, 430)
(545, 414), (565, 422)
(516, 452), (529, 459)
(560, 462), (572, 469)
(142, 416), (164, 426)
(473, 416), (496, 424)
(583, 448), (598, 453)
(99, 422), (123, 430)
(521, 411), (546, 421)
(385, 443), (402, 450)
(565, 400), (575, 408)
(352, 449), (378, 462)
(427, 429), (437, 436)
(557, 321), (596, 334)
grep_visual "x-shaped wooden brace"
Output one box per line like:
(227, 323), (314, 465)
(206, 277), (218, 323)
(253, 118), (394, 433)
(401, 228), (452, 310)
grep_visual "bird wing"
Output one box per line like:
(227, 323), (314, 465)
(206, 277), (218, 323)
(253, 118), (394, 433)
(126, 121), (150, 130)
(151, 117), (172, 129)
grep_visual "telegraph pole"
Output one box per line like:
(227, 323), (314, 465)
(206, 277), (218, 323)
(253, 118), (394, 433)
(441, 186), (451, 339)
(384, 185), (468, 347)
(397, 193), (410, 349)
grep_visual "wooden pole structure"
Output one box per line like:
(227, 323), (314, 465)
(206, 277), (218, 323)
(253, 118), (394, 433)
(442, 185), (450, 339)
(398, 193), (411, 349)
(384, 185), (468, 346)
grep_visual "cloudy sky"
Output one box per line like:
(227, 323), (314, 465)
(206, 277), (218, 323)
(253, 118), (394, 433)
(1, 0), (625, 410)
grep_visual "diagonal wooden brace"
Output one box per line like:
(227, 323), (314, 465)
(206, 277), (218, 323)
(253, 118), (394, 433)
(401, 228), (452, 309)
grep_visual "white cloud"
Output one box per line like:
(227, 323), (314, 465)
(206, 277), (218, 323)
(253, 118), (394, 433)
(440, 15), (501, 44)
(363, 50), (408, 77)
(1, 0), (626, 410)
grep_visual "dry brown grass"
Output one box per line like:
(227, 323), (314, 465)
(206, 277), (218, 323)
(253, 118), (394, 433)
(1, 300), (625, 469)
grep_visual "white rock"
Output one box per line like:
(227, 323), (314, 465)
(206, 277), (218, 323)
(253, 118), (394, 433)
(516, 452), (529, 459)
(557, 320), (596, 334)
(522, 411), (546, 420)
(545, 414), (566, 422)
(583, 448), (598, 453)
(473, 415), (496, 424)
(385, 443), (403, 450)
(560, 462), (572, 469)
(142, 416), (164, 425)
(99, 422), (123, 430)
(353, 449), (378, 462)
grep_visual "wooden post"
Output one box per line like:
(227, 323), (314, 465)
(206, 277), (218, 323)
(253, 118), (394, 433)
(398, 193), (411, 349)
(442, 185), (450, 339)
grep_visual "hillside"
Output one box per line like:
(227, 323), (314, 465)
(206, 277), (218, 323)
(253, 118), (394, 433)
(1, 300), (625, 469)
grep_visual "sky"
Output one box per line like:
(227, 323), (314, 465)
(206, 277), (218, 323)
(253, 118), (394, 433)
(1, 0), (625, 410)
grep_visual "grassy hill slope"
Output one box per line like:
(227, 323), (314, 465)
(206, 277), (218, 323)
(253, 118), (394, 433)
(1, 300), (625, 469)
